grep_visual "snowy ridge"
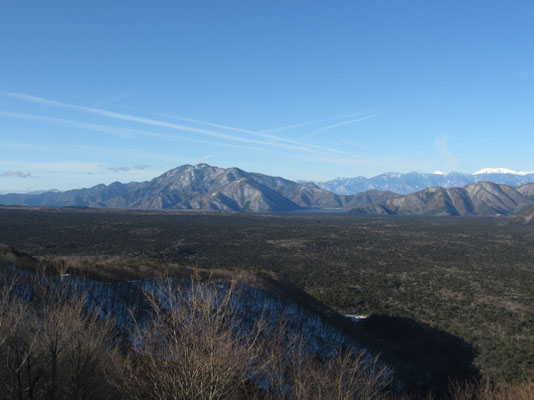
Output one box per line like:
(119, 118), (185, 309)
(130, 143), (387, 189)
(318, 169), (534, 195)
(473, 167), (534, 176)
(0, 265), (370, 360)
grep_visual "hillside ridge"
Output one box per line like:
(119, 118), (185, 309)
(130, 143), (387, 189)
(351, 181), (534, 216)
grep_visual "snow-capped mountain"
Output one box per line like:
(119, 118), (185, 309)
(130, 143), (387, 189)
(317, 169), (534, 195)
(473, 168), (534, 176)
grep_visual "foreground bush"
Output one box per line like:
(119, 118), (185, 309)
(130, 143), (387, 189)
(445, 379), (534, 400)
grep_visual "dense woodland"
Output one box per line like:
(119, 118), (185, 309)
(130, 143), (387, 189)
(1, 206), (534, 398)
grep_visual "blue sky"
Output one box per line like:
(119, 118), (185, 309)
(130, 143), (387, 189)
(1, 1), (534, 192)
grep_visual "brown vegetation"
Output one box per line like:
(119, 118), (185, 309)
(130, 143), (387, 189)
(0, 276), (118, 399)
(0, 268), (392, 399)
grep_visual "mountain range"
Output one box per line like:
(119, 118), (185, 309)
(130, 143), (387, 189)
(1, 164), (534, 216)
(316, 168), (534, 195)
(0, 164), (397, 213)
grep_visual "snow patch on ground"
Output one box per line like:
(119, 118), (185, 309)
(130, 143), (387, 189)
(0, 265), (370, 360)
(345, 314), (368, 322)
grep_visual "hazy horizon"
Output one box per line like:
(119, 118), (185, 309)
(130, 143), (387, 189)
(3, 163), (534, 195)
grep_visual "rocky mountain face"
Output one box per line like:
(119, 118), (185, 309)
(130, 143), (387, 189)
(317, 170), (534, 195)
(0, 164), (399, 213)
(352, 182), (534, 216)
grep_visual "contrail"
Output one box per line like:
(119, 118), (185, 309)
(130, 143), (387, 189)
(4, 92), (355, 157)
(0, 110), (268, 153)
(156, 113), (358, 156)
(299, 113), (381, 141)
(0, 110), (135, 139)
(261, 112), (369, 133)
(152, 112), (355, 156)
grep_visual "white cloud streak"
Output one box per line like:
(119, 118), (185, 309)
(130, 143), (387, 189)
(0, 170), (31, 178)
(0, 111), (135, 139)
(434, 136), (457, 171)
(0, 112), (268, 154)
(261, 112), (370, 133)
(107, 164), (151, 173)
(120, 126), (272, 153)
(91, 91), (134, 108)
(4, 92), (355, 157)
(155, 111), (356, 156)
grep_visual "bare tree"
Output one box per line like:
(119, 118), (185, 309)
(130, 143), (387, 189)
(259, 326), (391, 400)
(0, 274), (118, 400)
(115, 273), (392, 400)
(117, 275), (264, 399)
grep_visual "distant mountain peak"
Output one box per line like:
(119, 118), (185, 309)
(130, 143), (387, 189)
(317, 169), (534, 195)
(473, 167), (534, 176)
(0, 164), (398, 212)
